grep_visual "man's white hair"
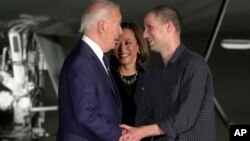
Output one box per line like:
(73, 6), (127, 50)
(79, 0), (119, 33)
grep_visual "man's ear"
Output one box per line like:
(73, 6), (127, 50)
(166, 21), (174, 33)
(97, 20), (105, 34)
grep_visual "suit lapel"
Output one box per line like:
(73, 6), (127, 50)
(92, 55), (121, 105)
(78, 40), (122, 114)
(91, 53), (122, 116)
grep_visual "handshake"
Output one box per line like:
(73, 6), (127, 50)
(119, 124), (144, 141)
(119, 124), (163, 141)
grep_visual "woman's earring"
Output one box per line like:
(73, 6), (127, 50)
(138, 51), (141, 54)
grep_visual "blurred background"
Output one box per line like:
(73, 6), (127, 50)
(0, 0), (250, 140)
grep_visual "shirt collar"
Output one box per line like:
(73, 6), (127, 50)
(82, 35), (108, 74)
(162, 43), (185, 68)
(169, 43), (185, 64)
(82, 35), (104, 60)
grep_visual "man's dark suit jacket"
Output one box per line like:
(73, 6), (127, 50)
(56, 40), (122, 141)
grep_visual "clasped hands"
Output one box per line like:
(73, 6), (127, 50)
(119, 124), (143, 141)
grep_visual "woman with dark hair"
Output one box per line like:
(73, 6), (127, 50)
(110, 22), (149, 125)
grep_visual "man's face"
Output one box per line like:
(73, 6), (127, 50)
(104, 8), (122, 52)
(143, 12), (167, 52)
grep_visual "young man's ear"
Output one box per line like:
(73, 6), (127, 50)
(166, 21), (174, 33)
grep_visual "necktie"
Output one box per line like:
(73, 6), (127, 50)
(102, 55), (121, 108)
(102, 55), (111, 75)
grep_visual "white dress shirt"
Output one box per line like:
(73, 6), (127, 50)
(82, 35), (109, 74)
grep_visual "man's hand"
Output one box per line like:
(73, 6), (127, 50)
(119, 123), (165, 141)
(119, 124), (143, 141)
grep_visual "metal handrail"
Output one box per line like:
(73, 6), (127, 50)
(203, 0), (231, 130)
